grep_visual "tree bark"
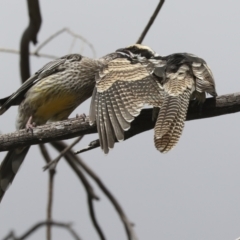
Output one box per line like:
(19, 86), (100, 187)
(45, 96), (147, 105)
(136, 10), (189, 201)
(0, 92), (239, 151)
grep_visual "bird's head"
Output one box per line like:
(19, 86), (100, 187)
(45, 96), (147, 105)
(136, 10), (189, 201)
(116, 44), (158, 59)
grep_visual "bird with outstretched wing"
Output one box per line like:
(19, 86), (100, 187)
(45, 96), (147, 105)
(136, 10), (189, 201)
(90, 44), (217, 154)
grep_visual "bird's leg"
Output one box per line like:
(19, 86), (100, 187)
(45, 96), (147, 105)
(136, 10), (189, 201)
(25, 116), (36, 133)
(76, 113), (87, 122)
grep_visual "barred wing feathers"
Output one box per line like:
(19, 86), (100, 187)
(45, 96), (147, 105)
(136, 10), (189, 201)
(154, 64), (194, 153)
(154, 53), (217, 153)
(192, 61), (217, 97)
(90, 57), (164, 153)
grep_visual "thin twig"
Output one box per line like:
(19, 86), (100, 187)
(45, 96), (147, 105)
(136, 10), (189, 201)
(66, 28), (96, 58)
(87, 195), (106, 240)
(73, 142), (138, 239)
(75, 139), (100, 154)
(0, 48), (58, 59)
(50, 141), (99, 200)
(72, 152), (138, 240)
(33, 27), (96, 58)
(136, 0), (165, 44)
(33, 28), (66, 55)
(51, 141), (106, 240)
(69, 37), (77, 54)
(2, 221), (82, 240)
(43, 136), (83, 171)
(39, 144), (55, 240)
(46, 172), (55, 240)
(0, 26), (97, 60)
(39, 144), (52, 163)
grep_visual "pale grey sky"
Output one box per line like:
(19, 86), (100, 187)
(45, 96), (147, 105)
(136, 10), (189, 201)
(0, 1), (240, 240)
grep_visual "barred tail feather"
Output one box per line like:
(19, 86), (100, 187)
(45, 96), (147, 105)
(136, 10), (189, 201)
(154, 90), (191, 153)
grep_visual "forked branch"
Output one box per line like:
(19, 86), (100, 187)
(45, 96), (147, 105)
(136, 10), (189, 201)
(2, 221), (82, 240)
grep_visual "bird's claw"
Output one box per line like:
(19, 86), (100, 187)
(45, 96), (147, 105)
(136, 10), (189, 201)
(25, 116), (36, 133)
(76, 113), (87, 122)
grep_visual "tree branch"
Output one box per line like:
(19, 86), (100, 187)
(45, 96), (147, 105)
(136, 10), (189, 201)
(72, 149), (138, 240)
(43, 136), (83, 170)
(20, 0), (42, 82)
(2, 221), (82, 240)
(0, 48), (58, 60)
(52, 141), (137, 240)
(0, 93), (239, 151)
(136, 0), (165, 44)
(39, 144), (55, 240)
(33, 27), (96, 58)
(51, 142), (105, 240)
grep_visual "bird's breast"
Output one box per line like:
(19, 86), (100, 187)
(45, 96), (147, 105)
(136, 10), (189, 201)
(34, 93), (77, 121)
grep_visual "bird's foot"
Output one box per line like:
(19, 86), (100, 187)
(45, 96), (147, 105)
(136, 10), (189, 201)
(76, 113), (87, 122)
(25, 116), (36, 133)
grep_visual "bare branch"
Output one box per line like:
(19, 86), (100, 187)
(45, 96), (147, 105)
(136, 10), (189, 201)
(46, 172), (55, 240)
(0, 116), (93, 151)
(20, 0), (42, 82)
(76, 139), (100, 154)
(2, 221), (82, 240)
(0, 48), (58, 60)
(72, 149), (138, 240)
(51, 142), (99, 201)
(0, 93), (239, 151)
(0, 26), (97, 62)
(33, 28), (66, 55)
(52, 141), (137, 240)
(87, 195), (106, 240)
(33, 27), (96, 58)
(137, 0), (165, 44)
(51, 142), (105, 239)
(65, 28), (96, 58)
(39, 144), (55, 240)
(43, 136), (83, 171)
(39, 144), (52, 163)
(69, 37), (77, 54)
